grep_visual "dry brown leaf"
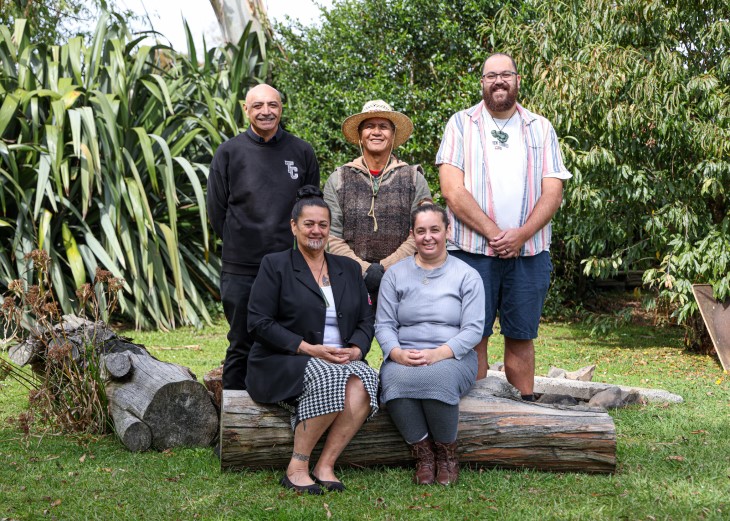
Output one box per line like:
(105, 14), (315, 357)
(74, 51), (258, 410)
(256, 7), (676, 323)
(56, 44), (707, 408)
(79, 454), (86, 463)
(667, 455), (685, 461)
(50, 499), (62, 507)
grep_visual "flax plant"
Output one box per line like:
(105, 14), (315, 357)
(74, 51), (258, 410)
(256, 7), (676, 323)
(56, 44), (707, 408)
(0, 13), (268, 329)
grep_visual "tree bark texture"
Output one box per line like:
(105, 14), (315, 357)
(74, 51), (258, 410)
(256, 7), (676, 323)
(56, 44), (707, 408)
(220, 379), (617, 474)
(105, 352), (218, 452)
(204, 366), (223, 409)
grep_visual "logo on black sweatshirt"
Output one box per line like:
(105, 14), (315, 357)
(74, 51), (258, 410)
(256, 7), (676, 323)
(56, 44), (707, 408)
(284, 161), (299, 179)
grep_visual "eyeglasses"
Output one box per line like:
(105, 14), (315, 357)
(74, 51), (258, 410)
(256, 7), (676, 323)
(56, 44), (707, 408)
(481, 71), (518, 82)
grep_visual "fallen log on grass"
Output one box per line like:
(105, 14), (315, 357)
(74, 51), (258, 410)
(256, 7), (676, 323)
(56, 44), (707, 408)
(220, 378), (617, 474)
(8, 315), (218, 452)
(488, 370), (684, 404)
(104, 351), (218, 452)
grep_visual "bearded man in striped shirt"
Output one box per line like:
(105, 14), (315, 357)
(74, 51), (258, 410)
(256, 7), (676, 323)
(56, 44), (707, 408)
(436, 53), (572, 402)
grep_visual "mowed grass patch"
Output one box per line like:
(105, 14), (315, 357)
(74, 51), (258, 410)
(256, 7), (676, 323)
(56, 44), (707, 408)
(1, 319), (729, 520)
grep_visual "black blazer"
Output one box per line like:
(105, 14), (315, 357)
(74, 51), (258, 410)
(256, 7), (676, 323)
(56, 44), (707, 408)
(245, 248), (374, 404)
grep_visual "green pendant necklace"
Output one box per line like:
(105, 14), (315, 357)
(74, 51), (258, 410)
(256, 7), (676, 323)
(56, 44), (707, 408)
(490, 109), (517, 144)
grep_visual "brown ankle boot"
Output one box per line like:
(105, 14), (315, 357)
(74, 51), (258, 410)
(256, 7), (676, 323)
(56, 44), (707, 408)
(409, 438), (435, 485)
(434, 441), (459, 485)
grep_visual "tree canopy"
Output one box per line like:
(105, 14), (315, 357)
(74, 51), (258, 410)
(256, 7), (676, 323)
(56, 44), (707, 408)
(273, 0), (729, 340)
(273, 0), (498, 185)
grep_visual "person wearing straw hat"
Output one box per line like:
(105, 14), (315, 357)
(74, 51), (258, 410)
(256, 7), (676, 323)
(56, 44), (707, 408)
(323, 100), (431, 308)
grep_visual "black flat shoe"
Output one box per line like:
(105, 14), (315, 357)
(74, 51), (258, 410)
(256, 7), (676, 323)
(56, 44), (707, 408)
(312, 475), (346, 492)
(280, 475), (323, 495)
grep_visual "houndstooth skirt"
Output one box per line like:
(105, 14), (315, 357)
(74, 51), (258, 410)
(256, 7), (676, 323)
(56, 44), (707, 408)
(279, 357), (379, 431)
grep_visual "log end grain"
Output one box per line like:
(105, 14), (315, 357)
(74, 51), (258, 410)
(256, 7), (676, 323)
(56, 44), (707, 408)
(104, 352), (133, 379)
(144, 381), (218, 450)
(109, 406), (153, 452)
(8, 340), (41, 367)
(122, 420), (153, 452)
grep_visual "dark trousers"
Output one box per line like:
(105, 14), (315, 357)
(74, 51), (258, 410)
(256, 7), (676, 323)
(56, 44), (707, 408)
(220, 272), (257, 390)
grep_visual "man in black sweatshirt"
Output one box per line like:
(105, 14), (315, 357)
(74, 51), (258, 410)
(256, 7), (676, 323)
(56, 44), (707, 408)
(207, 84), (320, 390)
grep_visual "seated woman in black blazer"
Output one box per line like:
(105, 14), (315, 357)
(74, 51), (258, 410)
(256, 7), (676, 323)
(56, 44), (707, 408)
(246, 186), (378, 495)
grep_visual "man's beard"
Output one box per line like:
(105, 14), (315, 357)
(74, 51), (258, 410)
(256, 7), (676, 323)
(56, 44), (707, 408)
(483, 83), (518, 113)
(305, 238), (324, 250)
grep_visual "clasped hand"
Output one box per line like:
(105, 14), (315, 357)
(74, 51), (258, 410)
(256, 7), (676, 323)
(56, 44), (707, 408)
(489, 228), (526, 259)
(390, 345), (453, 366)
(299, 341), (361, 364)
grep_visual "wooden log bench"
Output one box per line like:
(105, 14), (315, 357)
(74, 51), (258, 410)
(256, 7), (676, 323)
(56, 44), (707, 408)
(220, 378), (617, 474)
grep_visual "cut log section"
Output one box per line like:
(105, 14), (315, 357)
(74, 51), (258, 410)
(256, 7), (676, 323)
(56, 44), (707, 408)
(6, 314), (218, 452)
(108, 400), (152, 453)
(103, 352), (133, 379)
(8, 339), (42, 367)
(220, 378), (617, 474)
(105, 353), (219, 452)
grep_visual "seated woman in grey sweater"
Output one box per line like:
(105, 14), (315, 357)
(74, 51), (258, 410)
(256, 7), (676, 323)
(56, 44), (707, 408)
(375, 203), (485, 486)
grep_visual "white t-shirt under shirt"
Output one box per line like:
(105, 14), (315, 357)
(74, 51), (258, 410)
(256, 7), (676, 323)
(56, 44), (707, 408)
(481, 110), (526, 230)
(320, 285), (344, 348)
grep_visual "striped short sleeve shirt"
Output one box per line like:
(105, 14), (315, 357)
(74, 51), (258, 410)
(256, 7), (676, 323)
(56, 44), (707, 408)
(436, 101), (571, 256)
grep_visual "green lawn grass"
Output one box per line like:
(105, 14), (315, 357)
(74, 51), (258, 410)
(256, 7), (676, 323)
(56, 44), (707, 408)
(2, 319), (729, 520)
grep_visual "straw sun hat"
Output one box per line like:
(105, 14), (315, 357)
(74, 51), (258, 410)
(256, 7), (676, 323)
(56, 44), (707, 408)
(341, 100), (414, 148)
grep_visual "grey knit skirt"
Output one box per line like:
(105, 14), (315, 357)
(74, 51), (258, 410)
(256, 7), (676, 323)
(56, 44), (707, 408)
(280, 357), (379, 430)
(379, 349), (477, 405)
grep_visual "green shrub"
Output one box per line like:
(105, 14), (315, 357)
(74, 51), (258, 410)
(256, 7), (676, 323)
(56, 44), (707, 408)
(272, 0), (730, 345)
(481, 0), (729, 344)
